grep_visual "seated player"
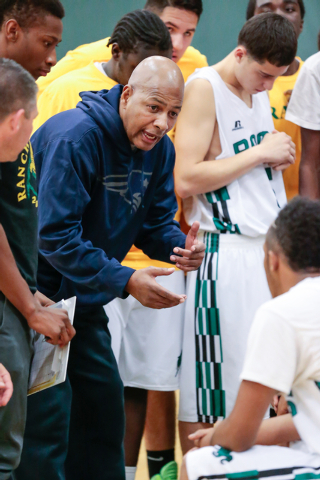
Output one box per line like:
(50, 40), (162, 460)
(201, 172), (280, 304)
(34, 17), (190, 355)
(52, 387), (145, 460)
(181, 196), (320, 480)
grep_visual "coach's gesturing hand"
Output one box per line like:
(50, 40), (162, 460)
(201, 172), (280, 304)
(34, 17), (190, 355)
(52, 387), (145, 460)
(170, 221), (205, 271)
(125, 267), (187, 309)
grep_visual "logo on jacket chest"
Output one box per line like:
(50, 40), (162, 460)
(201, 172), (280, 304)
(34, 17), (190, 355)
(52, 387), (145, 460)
(101, 170), (152, 213)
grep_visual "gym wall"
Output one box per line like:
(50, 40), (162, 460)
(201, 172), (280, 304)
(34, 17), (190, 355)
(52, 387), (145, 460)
(59, 0), (319, 64)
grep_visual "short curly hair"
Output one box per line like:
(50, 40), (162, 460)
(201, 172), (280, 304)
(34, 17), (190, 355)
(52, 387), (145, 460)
(0, 0), (64, 29)
(267, 197), (320, 272)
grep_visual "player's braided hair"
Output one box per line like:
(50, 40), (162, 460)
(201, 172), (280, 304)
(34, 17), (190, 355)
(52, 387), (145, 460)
(144, 0), (203, 19)
(246, 0), (305, 21)
(107, 10), (172, 55)
(0, 0), (64, 28)
(268, 197), (320, 272)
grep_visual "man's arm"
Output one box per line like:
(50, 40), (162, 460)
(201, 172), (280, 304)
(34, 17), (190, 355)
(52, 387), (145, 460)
(299, 127), (320, 198)
(36, 136), (137, 303)
(174, 79), (295, 199)
(0, 225), (75, 346)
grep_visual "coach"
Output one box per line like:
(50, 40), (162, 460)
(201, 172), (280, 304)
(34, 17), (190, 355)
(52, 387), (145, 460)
(17, 56), (205, 480)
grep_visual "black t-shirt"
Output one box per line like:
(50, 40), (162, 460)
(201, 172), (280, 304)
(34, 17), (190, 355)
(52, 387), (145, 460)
(0, 142), (38, 292)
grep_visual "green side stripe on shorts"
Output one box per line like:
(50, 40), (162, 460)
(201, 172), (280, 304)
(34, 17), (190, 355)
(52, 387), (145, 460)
(195, 232), (225, 423)
(227, 471), (258, 479)
(295, 474), (320, 480)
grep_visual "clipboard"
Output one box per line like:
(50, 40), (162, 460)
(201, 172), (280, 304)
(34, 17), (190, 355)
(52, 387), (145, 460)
(28, 296), (76, 395)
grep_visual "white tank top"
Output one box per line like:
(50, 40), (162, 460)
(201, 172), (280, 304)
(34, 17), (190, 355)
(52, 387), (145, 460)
(184, 67), (287, 237)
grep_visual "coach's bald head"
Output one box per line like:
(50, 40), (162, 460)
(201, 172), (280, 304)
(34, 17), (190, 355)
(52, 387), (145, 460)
(119, 56), (184, 151)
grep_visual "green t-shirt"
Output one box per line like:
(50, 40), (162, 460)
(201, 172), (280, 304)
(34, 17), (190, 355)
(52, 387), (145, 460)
(0, 142), (38, 292)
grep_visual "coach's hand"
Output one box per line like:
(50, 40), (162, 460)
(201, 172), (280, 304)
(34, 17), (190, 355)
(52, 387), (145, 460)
(170, 221), (205, 271)
(125, 267), (186, 309)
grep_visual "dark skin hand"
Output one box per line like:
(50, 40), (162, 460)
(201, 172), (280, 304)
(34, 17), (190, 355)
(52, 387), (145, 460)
(125, 221), (205, 309)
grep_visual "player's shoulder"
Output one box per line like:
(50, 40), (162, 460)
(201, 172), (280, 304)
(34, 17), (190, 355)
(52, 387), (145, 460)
(301, 52), (320, 75)
(42, 63), (97, 95)
(256, 277), (320, 327)
(183, 46), (208, 66)
(178, 46), (208, 82)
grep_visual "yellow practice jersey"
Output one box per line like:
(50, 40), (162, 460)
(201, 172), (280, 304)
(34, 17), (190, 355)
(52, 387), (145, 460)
(36, 37), (207, 270)
(269, 57), (304, 200)
(37, 35), (207, 96)
(34, 62), (117, 131)
(37, 38), (113, 96)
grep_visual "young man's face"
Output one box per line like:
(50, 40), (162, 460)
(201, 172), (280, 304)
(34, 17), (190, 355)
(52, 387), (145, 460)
(120, 83), (183, 151)
(8, 14), (62, 80)
(159, 7), (198, 63)
(254, 0), (303, 38)
(115, 46), (172, 86)
(236, 51), (289, 95)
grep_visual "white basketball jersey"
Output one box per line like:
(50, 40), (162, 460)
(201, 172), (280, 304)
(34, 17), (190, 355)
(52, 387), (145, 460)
(184, 67), (287, 237)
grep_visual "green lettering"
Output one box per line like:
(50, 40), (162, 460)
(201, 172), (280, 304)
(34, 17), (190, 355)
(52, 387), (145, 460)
(281, 105), (287, 119)
(257, 131), (268, 144)
(233, 139), (249, 155)
(250, 134), (257, 147)
(271, 107), (279, 120)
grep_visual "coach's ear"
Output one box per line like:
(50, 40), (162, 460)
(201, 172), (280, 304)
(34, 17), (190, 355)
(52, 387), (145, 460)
(119, 85), (134, 110)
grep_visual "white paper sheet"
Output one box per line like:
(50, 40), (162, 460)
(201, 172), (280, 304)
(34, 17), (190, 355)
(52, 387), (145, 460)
(28, 297), (76, 395)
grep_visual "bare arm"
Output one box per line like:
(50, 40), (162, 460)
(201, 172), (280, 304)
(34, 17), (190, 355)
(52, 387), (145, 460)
(174, 79), (295, 199)
(209, 381), (274, 451)
(299, 127), (320, 198)
(0, 224), (75, 346)
(255, 414), (300, 446)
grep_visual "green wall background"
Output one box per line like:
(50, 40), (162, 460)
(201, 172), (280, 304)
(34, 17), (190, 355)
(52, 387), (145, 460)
(58, 1), (320, 64)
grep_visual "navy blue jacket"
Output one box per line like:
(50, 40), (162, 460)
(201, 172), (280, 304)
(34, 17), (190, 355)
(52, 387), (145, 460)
(33, 85), (186, 307)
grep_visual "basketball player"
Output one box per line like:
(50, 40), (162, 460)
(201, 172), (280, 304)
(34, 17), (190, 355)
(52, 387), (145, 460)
(174, 13), (297, 453)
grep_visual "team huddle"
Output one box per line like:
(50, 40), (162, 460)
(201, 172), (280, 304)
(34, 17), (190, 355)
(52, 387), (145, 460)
(0, 1), (320, 480)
